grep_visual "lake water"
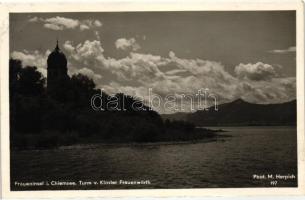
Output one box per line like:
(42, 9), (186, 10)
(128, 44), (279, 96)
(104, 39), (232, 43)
(11, 126), (297, 190)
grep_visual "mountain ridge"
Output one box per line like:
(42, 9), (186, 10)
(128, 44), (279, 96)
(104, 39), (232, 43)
(161, 99), (296, 126)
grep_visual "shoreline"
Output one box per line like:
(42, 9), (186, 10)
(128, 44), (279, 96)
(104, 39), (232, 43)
(12, 131), (231, 152)
(58, 134), (231, 150)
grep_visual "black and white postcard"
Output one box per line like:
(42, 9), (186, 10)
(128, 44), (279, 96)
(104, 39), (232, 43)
(0, 1), (304, 198)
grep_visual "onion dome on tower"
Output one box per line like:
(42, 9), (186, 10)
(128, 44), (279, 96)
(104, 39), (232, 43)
(47, 40), (68, 69)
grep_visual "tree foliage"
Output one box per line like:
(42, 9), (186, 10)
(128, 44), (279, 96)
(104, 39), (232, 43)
(9, 58), (210, 150)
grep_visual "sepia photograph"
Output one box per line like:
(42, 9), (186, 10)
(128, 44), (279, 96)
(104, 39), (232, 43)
(1, 2), (305, 198)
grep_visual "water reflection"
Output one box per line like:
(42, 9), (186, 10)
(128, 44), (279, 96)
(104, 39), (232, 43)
(11, 126), (297, 190)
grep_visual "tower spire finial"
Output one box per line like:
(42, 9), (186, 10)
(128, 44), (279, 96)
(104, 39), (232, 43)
(55, 38), (59, 51)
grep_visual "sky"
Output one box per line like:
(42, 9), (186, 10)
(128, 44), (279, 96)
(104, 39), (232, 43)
(10, 11), (296, 113)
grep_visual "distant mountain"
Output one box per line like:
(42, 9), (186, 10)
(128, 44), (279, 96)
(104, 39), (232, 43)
(161, 99), (296, 126)
(161, 112), (189, 121)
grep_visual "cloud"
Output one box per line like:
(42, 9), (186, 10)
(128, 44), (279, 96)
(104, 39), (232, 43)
(28, 16), (39, 22)
(80, 24), (90, 31)
(102, 52), (167, 83)
(12, 40), (295, 113)
(29, 16), (102, 31)
(169, 51), (175, 58)
(236, 77), (296, 103)
(74, 67), (102, 82)
(79, 19), (102, 31)
(115, 38), (140, 51)
(43, 16), (79, 30)
(63, 40), (105, 62)
(93, 20), (102, 27)
(63, 40), (295, 106)
(63, 40), (75, 53)
(268, 46), (296, 54)
(94, 31), (101, 40)
(11, 50), (50, 77)
(44, 23), (64, 31)
(234, 62), (278, 81)
(165, 69), (188, 75)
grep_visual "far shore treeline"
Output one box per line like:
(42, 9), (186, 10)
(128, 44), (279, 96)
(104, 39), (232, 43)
(9, 59), (218, 150)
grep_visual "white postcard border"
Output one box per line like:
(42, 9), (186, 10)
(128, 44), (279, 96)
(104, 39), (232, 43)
(0, 1), (304, 198)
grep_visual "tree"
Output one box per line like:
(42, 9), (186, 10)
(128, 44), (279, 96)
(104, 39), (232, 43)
(69, 73), (99, 108)
(9, 59), (46, 134)
(19, 66), (46, 96)
(9, 59), (22, 98)
(9, 58), (46, 97)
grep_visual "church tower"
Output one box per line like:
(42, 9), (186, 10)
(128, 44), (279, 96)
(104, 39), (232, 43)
(47, 40), (69, 101)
